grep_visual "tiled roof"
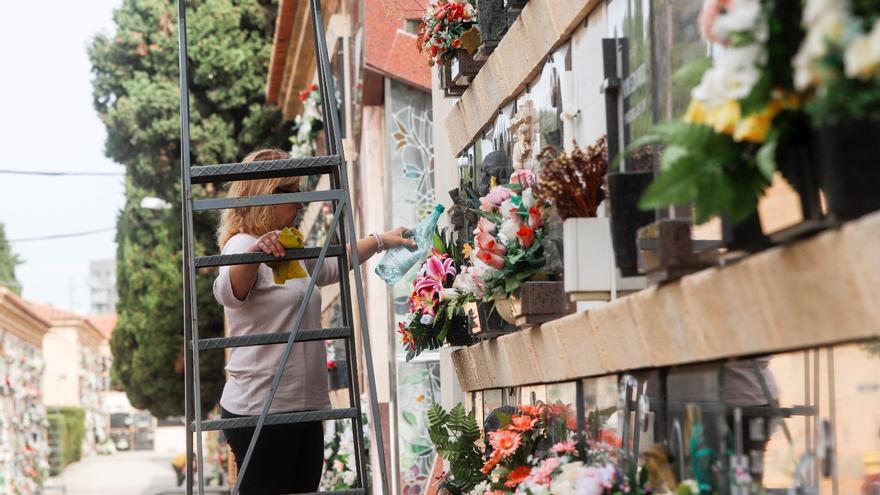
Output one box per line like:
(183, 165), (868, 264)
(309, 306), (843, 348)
(27, 302), (80, 322)
(87, 314), (117, 340)
(364, 0), (431, 90)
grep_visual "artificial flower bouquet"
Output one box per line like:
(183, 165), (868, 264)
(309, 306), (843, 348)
(453, 170), (548, 301)
(399, 233), (475, 361)
(793, 0), (880, 120)
(430, 401), (664, 495)
(291, 83), (324, 158)
(416, 0), (478, 66)
(629, 0), (805, 225)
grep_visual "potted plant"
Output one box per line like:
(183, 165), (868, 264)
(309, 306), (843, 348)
(453, 170), (568, 328)
(535, 139), (613, 300)
(416, 1), (482, 95)
(606, 139), (655, 278)
(624, 0), (811, 251)
(792, 0), (880, 221)
(397, 233), (476, 361)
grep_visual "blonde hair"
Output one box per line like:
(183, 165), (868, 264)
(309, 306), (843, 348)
(217, 149), (301, 249)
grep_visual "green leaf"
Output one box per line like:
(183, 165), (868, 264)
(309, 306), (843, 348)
(756, 138), (777, 181)
(433, 230), (447, 254)
(403, 411), (418, 426)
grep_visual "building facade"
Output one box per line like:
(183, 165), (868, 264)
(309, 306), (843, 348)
(88, 258), (117, 315)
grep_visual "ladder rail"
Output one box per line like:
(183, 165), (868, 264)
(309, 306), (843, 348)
(230, 204), (343, 495)
(310, 0), (390, 492)
(176, 1), (206, 494)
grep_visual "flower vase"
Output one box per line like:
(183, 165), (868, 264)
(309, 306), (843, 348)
(492, 281), (571, 328)
(475, 0), (511, 60)
(440, 62), (467, 98)
(817, 117), (880, 221)
(563, 217), (615, 300)
(721, 210), (770, 252)
(608, 171), (655, 277)
(446, 313), (475, 347)
(450, 49), (483, 86)
(466, 300), (516, 339)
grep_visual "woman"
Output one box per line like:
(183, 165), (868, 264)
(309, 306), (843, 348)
(214, 149), (413, 494)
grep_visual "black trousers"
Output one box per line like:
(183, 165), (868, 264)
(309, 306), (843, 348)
(222, 407), (324, 495)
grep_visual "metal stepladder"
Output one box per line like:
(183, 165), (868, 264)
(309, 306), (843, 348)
(175, 0), (389, 493)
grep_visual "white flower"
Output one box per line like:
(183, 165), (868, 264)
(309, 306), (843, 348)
(680, 479), (700, 494)
(420, 314), (434, 325)
(844, 34), (880, 79)
(500, 198), (515, 218)
(712, 0), (762, 40)
(793, 9), (854, 89)
(803, 0), (849, 27)
(342, 470), (357, 485)
(692, 44), (764, 105)
(522, 188), (536, 208)
(440, 288), (459, 300)
(499, 218), (519, 244)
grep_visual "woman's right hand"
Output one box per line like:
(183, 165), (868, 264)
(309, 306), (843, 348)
(248, 230), (286, 257)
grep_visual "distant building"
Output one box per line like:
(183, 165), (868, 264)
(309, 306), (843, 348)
(28, 302), (113, 457)
(89, 259), (117, 314)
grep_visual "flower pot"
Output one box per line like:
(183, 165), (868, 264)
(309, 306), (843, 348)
(466, 300), (516, 339)
(440, 62), (467, 97)
(450, 49), (483, 86)
(608, 171), (655, 277)
(721, 210), (770, 252)
(445, 313), (475, 347)
(475, 0), (510, 60)
(817, 117), (880, 221)
(563, 217), (615, 299)
(775, 114), (822, 222)
(492, 281), (571, 328)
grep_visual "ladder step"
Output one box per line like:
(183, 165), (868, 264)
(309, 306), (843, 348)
(193, 189), (344, 211)
(194, 327), (351, 350)
(195, 245), (345, 268)
(190, 155), (341, 184)
(199, 408), (359, 431)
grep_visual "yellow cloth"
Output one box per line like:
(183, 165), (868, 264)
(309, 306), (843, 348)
(268, 227), (308, 284)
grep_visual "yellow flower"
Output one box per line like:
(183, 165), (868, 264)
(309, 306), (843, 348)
(708, 100), (741, 136)
(683, 100), (707, 124)
(733, 112), (772, 143)
(461, 242), (473, 259)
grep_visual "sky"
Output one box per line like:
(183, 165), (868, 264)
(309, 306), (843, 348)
(0, 1), (125, 314)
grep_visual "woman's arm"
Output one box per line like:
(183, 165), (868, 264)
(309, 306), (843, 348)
(351, 226), (414, 264)
(229, 227), (415, 299)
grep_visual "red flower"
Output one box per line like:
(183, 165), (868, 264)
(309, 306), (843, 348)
(327, 359), (336, 370)
(451, 38), (462, 48)
(481, 450), (502, 475)
(529, 207), (542, 229)
(430, 44), (438, 57)
(477, 249), (505, 269)
(476, 231), (505, 255)
(504, 466), (532, 488)
(507, 414), (538, 432)
(516, 224), (535, 248)
(310, 82), (318, 91)
(299, 89), (309, 102)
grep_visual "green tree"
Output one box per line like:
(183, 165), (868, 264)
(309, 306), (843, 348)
(0, 223), (22, 295)
(89, 0), (292, 418)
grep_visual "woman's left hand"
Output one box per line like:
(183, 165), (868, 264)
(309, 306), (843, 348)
(382, 227), (417, 249)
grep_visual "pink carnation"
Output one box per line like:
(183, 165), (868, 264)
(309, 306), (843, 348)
(551, 439), (578, 456)
(529, 457), (560, 485)
(486, 185), (512, 206)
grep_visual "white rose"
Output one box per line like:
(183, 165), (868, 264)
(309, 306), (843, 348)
(440, 288), (459, 300)
(522, 188), (536, 208)
(420, 314), (434, 325)
(844, 34), (879, 79)
(803, 0), (848, 27)
(498, 218), (519, 244)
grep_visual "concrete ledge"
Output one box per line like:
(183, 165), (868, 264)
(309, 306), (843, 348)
(451, 212), (880, 392)
(444, 0), (600, 155)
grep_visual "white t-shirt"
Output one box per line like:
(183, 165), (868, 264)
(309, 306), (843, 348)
(213, 233), (338, 415)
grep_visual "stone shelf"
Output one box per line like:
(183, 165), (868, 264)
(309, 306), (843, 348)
(451, 212), (880, 392)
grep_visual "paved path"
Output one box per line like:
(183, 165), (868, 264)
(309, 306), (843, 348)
(44, 449), (181, 495)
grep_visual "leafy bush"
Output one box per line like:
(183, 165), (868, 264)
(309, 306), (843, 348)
(47, 406), (86, 475)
